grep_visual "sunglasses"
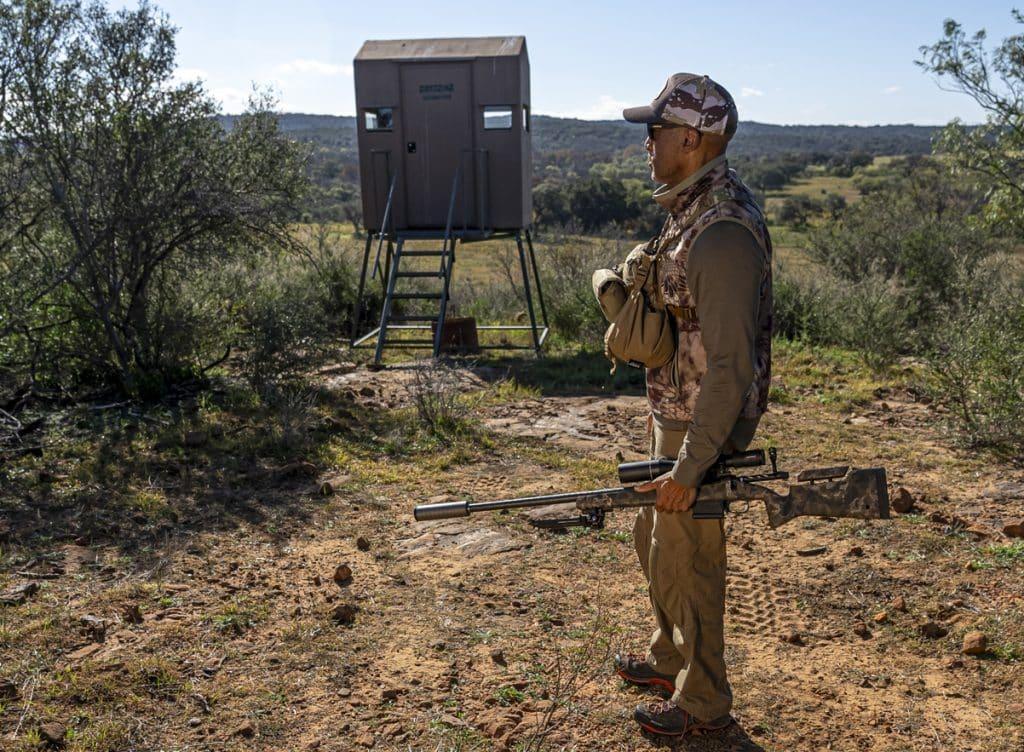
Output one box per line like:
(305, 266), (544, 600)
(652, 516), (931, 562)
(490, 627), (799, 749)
(646, 123), (691, 140)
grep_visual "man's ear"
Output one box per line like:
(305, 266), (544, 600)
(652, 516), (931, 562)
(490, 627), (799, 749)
(680, 127), (702, 153)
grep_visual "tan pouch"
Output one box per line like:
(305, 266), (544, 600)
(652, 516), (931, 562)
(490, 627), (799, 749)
(603, 249), (674, 372)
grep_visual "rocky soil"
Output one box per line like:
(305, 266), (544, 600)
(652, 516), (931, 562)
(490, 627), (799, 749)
(1, 360), (1022, 751)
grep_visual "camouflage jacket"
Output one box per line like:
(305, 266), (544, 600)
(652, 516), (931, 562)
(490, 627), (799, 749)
(644, 156), (773, 423)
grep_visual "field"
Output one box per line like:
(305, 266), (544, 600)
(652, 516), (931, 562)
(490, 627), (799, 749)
(1, 343), (1022, 752)
(2, 159), (1023, 752)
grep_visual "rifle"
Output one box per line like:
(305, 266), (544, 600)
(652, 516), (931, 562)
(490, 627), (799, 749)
(413, 448), (889, 530)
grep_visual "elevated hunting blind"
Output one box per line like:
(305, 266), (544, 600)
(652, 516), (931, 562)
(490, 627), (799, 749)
(350, 36), (548, 363)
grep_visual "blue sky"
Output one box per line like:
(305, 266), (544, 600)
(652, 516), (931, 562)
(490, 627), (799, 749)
(114, 0), (1021, 124)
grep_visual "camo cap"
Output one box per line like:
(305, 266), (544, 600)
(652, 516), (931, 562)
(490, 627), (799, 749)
(623, 73), (738, 139)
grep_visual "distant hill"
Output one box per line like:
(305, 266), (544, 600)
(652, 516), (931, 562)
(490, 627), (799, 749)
(220, 113), (939, 174)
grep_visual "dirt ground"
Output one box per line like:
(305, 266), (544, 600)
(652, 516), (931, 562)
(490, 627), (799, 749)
(1, 356), (1022, 751)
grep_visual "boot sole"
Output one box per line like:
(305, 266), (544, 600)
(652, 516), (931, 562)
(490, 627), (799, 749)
(615, 667), (675, 694)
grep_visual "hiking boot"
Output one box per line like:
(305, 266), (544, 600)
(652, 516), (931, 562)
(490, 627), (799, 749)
(633, 700), (732, 737)
(613, 653), (675, 694)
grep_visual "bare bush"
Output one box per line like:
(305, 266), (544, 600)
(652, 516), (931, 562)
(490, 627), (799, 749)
(406, 360), (471, 437)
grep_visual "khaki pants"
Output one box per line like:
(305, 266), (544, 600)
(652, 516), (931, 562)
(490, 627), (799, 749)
(633, 414), (758, 721)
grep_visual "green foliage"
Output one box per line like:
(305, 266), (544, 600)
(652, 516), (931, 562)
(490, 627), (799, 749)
(776, 195), (823, 227)
(918, 12), (1024, 236)
(0, 0), (308, 396)
(806, 157), (1000, 333)
(926, 277), (1024, 452)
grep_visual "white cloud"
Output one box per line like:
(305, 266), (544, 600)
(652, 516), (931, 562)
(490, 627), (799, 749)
(275, 59), (353, 77)
(172, 67), (209, 85)
(211, 87), (248, 114)
(883, 85), (902, 95)
(550, 94), (632, 121)
(740, 87), (764, 98)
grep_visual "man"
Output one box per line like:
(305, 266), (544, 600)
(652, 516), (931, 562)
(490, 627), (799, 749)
(610, 74), (773, 738)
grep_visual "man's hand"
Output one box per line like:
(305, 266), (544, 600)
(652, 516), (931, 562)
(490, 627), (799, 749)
(636, 472), (698, 513)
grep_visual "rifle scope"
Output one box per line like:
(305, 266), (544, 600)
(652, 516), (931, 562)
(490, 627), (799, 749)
(618, 449), (765, 485)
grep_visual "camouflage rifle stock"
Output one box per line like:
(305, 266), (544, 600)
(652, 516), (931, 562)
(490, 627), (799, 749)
(412, 449), (890, 530)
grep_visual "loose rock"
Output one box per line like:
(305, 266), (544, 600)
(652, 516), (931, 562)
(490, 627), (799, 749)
(381, 686), (407, 702)
(331, 604), (358, 626)
(918, 621), (948, 640)
(847, 546), (864, 557)
(892, 596), (907, 612)
(962, 631), (988, 655)
(39, 721), (67, 746)
(853, 621), (872, 639)
(123, 604), (144, 625)
(231, 720), (256, 738)
(79, 615), (107, 642)
(780, 630), (804, 646)
(1003, 520), (1024, 538)
(0, 679), (18, 700)
(1, 581), (39, 606)
(872, 611), (888, 624)
(797, 546), (827, 557)
(891, 487), (916, 513)
(490, 648), (507, 666)
(333, 564), (352, 586)
(356, 536), (371, 551)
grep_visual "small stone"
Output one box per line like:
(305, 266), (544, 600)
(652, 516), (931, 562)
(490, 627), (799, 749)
(381, 687), (406, 702)
(79, 615), (107, 642)
(797, 546), (827, 557)
(892, 487), (916, 513)
(892, 596), (907, 612)
(780, 630), (804, 646)
(490, 648), (507, 666)
(184, 430), (208, 448)
(0, 679), (18, 700)
(962, 631), (988, 655)
(847, 546), (864, 557)
(333, 564), (352, 586)
(313, 574), (322, 586)
(39, 721), (67, 745)
(338, 687), (352, 698)
(123, 604), (144, 625)
(319, 481), (334, 497)
(356, 536), (371, 551)
(872, 611), (888, 624)
(1003, 520), (1024, 538)
(918, 621), (948, 640)
(944, 656), (964, 669)
(355, 732), (375, 747)
(231, 720), (256, 738)
(188, 717), (202, 727)
(67, 643), (103, 662)
(331, 604), (358, 626)
(0, 581), (39, 606)
(853, 621), (872, 639)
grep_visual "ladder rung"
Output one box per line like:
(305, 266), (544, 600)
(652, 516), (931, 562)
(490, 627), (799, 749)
(384, 338), (438, 346)
(391, 293), (442, 300)
(395, 271), (443, 278)
(402, 250), (449, 257)
(389, 315), (438, 322)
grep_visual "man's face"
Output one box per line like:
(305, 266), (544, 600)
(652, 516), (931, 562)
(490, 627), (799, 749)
(644, 124), (698, 184)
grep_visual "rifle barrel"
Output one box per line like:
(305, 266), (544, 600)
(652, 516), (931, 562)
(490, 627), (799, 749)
(413, 487), (644, 522)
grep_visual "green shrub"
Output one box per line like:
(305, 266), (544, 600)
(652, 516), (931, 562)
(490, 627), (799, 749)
(926, 281), (1024, 452)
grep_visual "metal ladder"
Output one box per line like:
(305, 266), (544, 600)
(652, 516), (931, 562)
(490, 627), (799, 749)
(372, 169), (461, 364)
